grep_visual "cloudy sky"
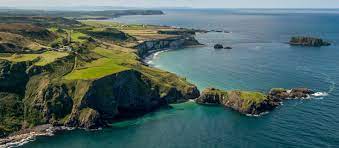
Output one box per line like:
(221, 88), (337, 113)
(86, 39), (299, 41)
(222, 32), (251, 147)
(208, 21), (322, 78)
(1, 0), (339, 8)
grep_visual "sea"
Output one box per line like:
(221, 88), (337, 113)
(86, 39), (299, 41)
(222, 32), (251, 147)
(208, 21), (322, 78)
(22, 9), (339, 148)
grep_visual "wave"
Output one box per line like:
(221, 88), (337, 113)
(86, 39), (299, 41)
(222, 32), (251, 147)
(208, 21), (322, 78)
(1, 130), (54, 148)
(143, 49), (169, 65)
(246, 111), (269, 117)
(297, 66), (336, 97)
(312, 92), (329, 97)
(310, 92), (329, 100)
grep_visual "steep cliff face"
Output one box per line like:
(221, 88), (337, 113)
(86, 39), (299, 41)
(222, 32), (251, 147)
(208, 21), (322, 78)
(0, 60), (31, 94)
(135, 36), (201, 58)
(0, 92), (23, 137)
(83, 70), (161, 119)
(64, 69), (199, 128)
(23, 75), (74, 127)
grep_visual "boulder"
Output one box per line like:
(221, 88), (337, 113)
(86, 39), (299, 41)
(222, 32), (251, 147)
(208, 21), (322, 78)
(214, 44), (223, 49)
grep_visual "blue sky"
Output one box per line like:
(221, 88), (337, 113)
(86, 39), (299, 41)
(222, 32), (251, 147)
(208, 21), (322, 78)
(1, 0), (339, 8)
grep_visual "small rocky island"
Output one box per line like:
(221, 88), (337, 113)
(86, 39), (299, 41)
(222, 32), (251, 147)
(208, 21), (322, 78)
(214, 44), (232, 49)
(196, 88), (314, 115)
(214, 44), (224, 49)
(289, 36), (331, 47)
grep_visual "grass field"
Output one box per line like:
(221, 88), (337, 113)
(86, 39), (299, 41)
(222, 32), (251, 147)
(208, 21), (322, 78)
(81, 20), (177, 40)
(0, 51), (69, 66)
(237, 91), (267, 110)
(64, 46), (137, 80)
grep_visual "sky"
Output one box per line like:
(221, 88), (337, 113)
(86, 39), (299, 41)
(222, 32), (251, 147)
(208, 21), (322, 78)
(1, 0), (339, 8)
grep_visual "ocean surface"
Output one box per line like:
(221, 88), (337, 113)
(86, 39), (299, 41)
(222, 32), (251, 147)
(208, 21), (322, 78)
(23, 9), (339, 147)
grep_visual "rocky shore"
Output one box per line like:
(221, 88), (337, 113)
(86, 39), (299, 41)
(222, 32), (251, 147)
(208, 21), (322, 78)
(0, 124), (59, 147)
(196, 88), (315, 115)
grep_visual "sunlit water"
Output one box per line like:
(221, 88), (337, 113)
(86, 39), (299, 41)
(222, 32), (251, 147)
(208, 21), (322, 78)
(23, 9), (339, 147)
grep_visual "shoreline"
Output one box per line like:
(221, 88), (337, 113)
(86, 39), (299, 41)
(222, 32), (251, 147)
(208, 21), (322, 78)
(0, 45), (203, 147)
(0, 125), (74, 147)
(141, 44), (205, 66)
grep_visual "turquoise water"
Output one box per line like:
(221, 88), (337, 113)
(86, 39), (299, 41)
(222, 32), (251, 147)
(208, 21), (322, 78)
(24, 9), (339, 147)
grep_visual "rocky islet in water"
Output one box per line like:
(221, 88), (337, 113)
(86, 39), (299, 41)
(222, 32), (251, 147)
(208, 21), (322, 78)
(289, 36), (331, 47)
(196, 88), (315, 115)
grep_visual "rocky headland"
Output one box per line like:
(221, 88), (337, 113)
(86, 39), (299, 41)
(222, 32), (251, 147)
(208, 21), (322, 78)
(0, 16), (201, 143)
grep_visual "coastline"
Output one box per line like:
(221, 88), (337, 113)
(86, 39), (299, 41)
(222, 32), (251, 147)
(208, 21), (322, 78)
(0, 125), (74, 147)
(0, 20), (205, 147)
(142, 44), (205, 66)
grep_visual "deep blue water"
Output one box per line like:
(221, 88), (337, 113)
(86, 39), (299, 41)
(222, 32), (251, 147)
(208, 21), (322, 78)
(24, 9), (339, 147)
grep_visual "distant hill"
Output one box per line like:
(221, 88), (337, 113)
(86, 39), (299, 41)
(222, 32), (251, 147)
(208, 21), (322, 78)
(0, 9), (164, 19)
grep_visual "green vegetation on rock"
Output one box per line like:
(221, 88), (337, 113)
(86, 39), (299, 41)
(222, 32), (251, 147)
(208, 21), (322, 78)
(197, 88), (271, 115)
(0, 16), (200, 138)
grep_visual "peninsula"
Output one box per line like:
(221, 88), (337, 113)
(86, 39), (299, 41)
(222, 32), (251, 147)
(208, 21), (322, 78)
(0, 14), (201, 140)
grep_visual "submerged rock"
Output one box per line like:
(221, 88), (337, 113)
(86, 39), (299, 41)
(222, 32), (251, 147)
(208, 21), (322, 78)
(289, 36), (331, 47)
(197, 87), (314, 115)
(224, 46), (232, 49)
(214, 44), (223, 49)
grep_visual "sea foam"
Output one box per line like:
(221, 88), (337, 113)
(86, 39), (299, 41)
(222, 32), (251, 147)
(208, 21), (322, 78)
(311, 92), (329, 97)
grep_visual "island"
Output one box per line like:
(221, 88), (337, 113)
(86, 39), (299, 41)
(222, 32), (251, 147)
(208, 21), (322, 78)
(196, 88), (314, 115)
(214, 44), (232, 49)
(214, 44), (224, 49)
(289, 36), (331, 47)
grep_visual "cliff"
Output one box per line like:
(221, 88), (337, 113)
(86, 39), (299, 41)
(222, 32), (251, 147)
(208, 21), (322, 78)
(0, 52), (199, 137)
(196, 88), (314, 115)
(135, 35), (201, 58)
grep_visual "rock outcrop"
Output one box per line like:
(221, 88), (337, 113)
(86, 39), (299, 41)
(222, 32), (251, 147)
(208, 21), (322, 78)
(196, 88), (276, 115)
(197, 87), (314, 115)
(157, 30), (196, 36)
(213, 44), (232, 49)
(214, 44), (223, 49)
(289, 36), (331, 47)
(268, 88), (314, 101)
(135, 35), (202, 58)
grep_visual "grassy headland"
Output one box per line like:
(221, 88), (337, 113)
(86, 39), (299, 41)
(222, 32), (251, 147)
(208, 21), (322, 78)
(0, 14), (200, 139)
